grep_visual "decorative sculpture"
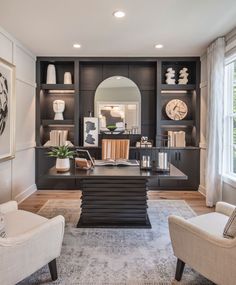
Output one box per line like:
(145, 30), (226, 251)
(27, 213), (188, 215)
(165, 68), (176, 84)
(64, 72), (72, 84)
(178, 67), (189, 84)
(46, 64), (56, 84)
(53, 100), (65, 120)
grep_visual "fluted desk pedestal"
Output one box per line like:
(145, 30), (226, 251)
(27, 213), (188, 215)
(46, 164), (187, 228)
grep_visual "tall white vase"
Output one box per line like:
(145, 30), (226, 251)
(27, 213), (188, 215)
(46, 64), (56, 84)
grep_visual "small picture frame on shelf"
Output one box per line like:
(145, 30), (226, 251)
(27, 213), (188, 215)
(83, 117), (98, 147)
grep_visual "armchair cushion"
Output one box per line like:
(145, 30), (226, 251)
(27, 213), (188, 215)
(0, 201), (18, 214)
(223, 208), (236, 238)
(5, 210), (48, 238)
(189, 212), (228, 238)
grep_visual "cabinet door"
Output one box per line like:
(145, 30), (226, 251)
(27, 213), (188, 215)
(177, 149), (200, 190)
(159, 149), (200, 190)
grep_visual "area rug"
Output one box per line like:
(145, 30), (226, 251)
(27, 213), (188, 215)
(18, 199), (214, 285)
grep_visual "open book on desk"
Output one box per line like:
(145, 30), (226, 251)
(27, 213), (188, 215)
(94, 159), (139, 166)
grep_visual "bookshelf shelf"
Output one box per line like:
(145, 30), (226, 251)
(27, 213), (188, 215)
(160, 120), (194, 127)
(42, 120), (74, 126)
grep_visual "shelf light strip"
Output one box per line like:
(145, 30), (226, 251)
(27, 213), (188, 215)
(47, 124), (74, 127)
(48, 90), (75, 94)
(161, 90), (187, 94)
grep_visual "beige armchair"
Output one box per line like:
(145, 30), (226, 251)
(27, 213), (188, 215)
(168, 202), (236, 285)
(0, 201), (65, 285)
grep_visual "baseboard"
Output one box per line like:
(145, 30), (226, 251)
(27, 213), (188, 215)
(14, 184), (37, 204)
(198, 185), (206, 196)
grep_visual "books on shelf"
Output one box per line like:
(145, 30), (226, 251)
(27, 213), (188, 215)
(168, 131), (186, 147)
(44, 130), (73, 147)
(94, 159), (139, 166)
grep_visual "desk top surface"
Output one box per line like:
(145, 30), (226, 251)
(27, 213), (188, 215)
(46, 164), (187, 180)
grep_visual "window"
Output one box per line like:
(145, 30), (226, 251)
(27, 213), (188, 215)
(224, 56), (236, 179)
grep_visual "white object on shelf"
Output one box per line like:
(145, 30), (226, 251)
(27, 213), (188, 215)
(43, 129), (73, 147)
(56, 158), (70, 172)
(64, 72), (72, 84)
(168, 131), (175, 147)
(43, 140), (73, 147)
(165, 67), (175, 84)
(178, 67), (189, 84)
(158, 152), (168, 169)
(46, 64), (56, 84)
(168, 131), (186, 147)
(175, 131), (186, 147)
(53, 100), (65, 120)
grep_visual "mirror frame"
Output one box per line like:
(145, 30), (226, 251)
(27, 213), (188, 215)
(94, 76), (141, 134)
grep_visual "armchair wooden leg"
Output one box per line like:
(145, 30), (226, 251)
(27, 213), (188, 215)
(48, 259), (58, 281)
(175, 258), (185, 281)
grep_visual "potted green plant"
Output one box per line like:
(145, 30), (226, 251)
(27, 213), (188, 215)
(48, 145), (75, 172)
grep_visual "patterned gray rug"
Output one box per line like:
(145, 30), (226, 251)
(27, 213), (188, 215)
(18, 199), (214, 285)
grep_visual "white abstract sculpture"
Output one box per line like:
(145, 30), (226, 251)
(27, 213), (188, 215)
(53, 100), (65, 120)
(165, 68), (176, 84)
(178, 67), (189, 84)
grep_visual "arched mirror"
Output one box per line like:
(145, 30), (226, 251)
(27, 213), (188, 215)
(94, 76), (141, 134)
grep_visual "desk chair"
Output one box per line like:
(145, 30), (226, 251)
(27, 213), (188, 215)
(102, 139), (130, 160)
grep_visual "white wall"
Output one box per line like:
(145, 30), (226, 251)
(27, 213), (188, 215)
(0, 26), (36, 203)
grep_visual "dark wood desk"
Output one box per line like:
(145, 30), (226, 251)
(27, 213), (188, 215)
(46, 164), (187, 228)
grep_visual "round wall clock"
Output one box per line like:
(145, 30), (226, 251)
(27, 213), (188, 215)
(165, 99), (188, 120)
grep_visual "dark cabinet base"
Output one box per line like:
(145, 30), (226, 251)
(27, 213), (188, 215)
(36, 147), (199, 191)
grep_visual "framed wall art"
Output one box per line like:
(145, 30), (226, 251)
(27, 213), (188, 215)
(83, 117), (98, 147)
(0, 57), (15, 162)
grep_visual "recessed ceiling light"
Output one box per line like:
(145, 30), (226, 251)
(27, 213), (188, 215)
(155, 44), (164, 49)
(73, 43), (81, 49)
(113, 10), (125, 18)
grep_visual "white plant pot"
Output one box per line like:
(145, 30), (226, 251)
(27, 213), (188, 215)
(56, 158), (70, 172)
(46, 64), (56, 84)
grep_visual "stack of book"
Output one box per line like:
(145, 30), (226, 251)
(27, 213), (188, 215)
(168, 131), (186, 147)
(43, 130), (70, 147)
(49, 130), (68, 146)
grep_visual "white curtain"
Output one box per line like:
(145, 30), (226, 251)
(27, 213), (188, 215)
(206, 37), (225, 207)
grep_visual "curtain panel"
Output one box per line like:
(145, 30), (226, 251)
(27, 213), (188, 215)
(206, 37), (225, 207)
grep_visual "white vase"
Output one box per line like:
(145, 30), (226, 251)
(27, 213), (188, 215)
(56, 158), (70, 172)
(64, 72), (72, 84)
(46, 64), (56, 84)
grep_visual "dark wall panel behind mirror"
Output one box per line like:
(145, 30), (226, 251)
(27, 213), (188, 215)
(102, 64), (129, 79)
(129, 63), (156, 91)
(79, 63), (103, 90)
(79, 61), (157, 144)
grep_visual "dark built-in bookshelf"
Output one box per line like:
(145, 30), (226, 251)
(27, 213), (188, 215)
(36, 57), (200, 190)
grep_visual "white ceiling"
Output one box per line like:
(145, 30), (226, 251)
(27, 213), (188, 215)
(0, 0), (236, 56)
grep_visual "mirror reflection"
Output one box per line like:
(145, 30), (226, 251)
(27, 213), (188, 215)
(94, 76), (141, 134)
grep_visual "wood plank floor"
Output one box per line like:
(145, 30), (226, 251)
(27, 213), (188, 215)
(19, 190), (214, 215)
